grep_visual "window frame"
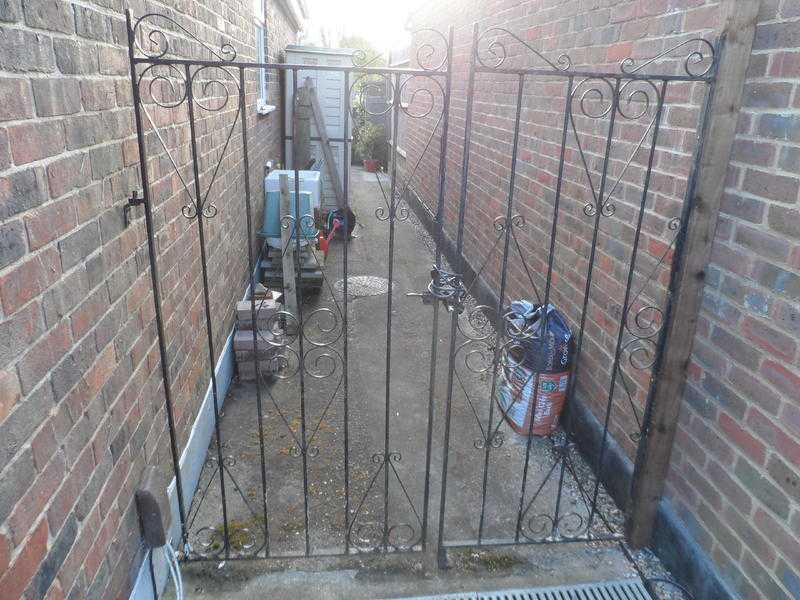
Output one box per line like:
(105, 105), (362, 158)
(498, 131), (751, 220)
(254, 0), (275, 115)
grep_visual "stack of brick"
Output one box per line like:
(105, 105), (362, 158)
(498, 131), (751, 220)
(234, 289), (283, 381)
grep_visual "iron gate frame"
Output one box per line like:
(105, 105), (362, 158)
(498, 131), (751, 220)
(125, 9), (718, 566)
(432, 26), (719, 566)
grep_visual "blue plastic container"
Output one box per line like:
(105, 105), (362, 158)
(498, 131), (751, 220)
(262, 170), (321, 247)
(261, 190), (317, 244)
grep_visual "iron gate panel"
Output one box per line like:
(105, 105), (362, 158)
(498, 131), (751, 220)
(126, 10), (717, 564)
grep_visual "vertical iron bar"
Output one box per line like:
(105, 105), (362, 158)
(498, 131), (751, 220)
(291, 67), (312, 557)
(148, 550), (157, 598)
(279, 68), (287, 168)
(342, 69), (351, 554)
(239, 66), (271, 556)
(476, 73), (525, 544)
(632, 44), (721, 506)
(437, 22), (479, 567)
(382, 72), (402, 552)
(587, 80), (667, 531)
(515, 76), (574, 541)
(564, 77), (621, 528)
(125, 9), (188, 548)
(185, 62), (230, 558)
(551, 454), (568, 537)
(422, 26), (454, 552)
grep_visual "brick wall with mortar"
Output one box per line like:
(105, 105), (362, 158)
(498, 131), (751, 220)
(405, 0), (712, 463)
(0, 1), (298, 598)
(404, 0), (799, 598)
(668, 2), (800, 598)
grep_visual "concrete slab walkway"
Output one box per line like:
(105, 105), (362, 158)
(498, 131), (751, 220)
(169, 167), (643, 598)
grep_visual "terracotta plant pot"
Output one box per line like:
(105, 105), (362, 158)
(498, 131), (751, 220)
(363, 159), (379, 172)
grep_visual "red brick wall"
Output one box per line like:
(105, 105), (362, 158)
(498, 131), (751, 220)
(667, 2), (800, 598)
(404, 0), (715, 463)
(405, 0), (799, 597)
(0, 1), (296, 598)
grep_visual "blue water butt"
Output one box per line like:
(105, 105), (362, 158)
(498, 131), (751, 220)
(261, 190), (317, 246)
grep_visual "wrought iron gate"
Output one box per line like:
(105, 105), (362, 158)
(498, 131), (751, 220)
(126, 10), (717, 565)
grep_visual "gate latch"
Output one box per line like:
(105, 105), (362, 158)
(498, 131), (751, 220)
(124, 190), (146, 228)
(407, 266), (467, 313)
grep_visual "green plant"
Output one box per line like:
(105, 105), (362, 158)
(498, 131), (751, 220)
(354, 121), (383, 161)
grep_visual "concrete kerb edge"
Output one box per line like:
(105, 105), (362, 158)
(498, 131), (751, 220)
(129, 321), (237, 599)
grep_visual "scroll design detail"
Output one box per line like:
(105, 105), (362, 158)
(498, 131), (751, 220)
(132, 12), (237, 62)
(476, 27), (571, 71)
(621, 38), (715, 78)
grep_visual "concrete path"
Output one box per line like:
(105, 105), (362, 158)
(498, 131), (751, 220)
(171, 168), (639, 598)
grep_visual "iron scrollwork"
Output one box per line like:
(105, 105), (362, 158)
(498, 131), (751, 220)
(568, 76), (665, 219)
(350, 71), (447, 223)
(352, 48), (384, 69)
(128, 8), (717, 561)
(185, 455), (264, 559)
(347, 452), (423, 553)
(244, 210), (348, 462)
(520, 511), (587, 542)
(136, 61), (241, 221)
(351, 26), (450, 72)
(622, 217), (681, 372)
(449, 212), (534, 450)
(132, 13), (238, 62)
(258, 299), (345, 459)
(517, 442), (602, 543)
(348, 24), (448, 225)
(614, 217), (682, 441)
(568, 76), (618, 218)
(476, 27), (571, 71)
(413, 27), (451, 72)
(473, 23), (713, 79)
(621, 38), (716, 78)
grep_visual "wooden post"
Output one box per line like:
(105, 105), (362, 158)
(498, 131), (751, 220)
(294, 85), (312, 170)
(279, 174), (298, 330)
(626, 0), (761, 548)
(304, 76), (345, 209)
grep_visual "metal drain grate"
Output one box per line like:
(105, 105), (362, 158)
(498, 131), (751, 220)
(334, 275), (394, 298)
(392, 579), (653, 600)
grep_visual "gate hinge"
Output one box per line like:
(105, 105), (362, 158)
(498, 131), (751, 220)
(408, 266), (467, 313)
(124, 190), (146, 227)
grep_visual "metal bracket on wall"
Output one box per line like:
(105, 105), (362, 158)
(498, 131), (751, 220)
(125, 190), (146, 227)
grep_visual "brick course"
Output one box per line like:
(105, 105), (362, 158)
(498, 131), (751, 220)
(675, 2), (800, 597)
(0, 1), (296, 598)
(405, 0), (799, 597)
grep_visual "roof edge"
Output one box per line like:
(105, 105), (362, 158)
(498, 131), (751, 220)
(278, 0), (307, 31)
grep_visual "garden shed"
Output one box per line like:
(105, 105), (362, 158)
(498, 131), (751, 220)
(283, 44), (354, 209)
